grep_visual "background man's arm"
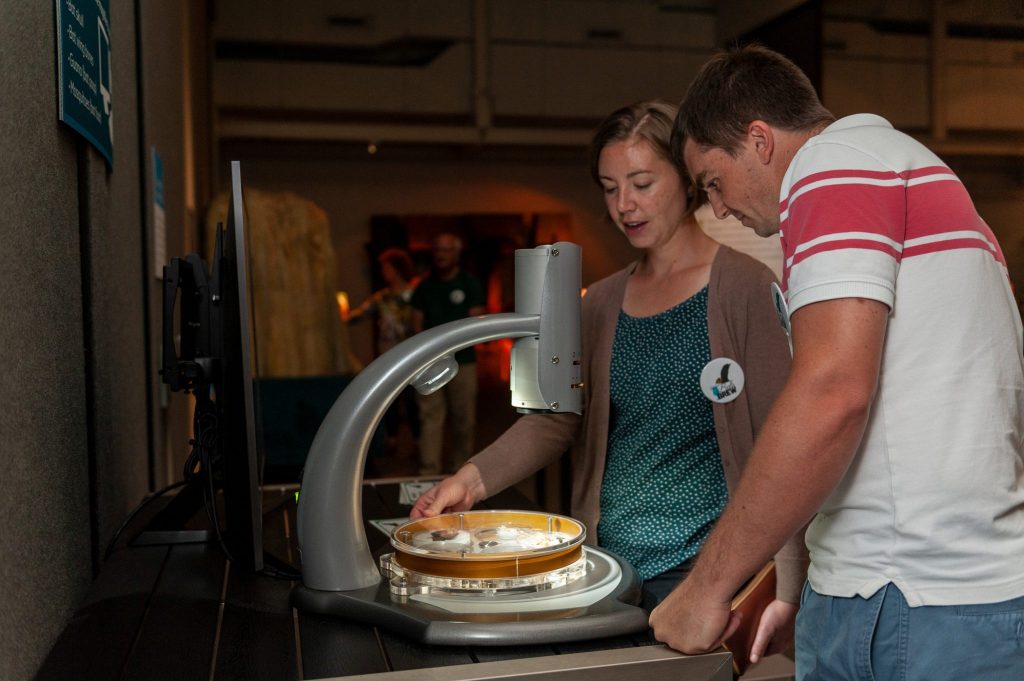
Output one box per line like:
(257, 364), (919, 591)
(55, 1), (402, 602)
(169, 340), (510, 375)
(650, 297), (889, 653)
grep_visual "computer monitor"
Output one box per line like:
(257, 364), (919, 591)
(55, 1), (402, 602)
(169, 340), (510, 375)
(214, 160), (264, 572)
(155, 161), (301, 577)
(158, 161), (295, 575)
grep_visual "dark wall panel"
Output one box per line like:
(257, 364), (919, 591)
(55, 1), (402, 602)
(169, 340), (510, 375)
(738, 0), (823, 96)
(89, 0), (150, 572)
(139, 0), (195, 484)
(0, 4), (91, 680)
(0, 1), (159, 678)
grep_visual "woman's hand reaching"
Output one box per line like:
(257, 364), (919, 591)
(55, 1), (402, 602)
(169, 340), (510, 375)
(409, 463), (487, 519)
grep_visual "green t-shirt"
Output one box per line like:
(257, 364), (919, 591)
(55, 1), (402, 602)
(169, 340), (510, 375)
(410, 269), (485, 364)
(598, 286), (728, 581)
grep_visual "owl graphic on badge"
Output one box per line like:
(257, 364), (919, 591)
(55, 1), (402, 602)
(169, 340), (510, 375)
(700, 357), (745, 404)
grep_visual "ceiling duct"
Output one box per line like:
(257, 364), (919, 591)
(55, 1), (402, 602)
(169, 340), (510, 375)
(215, 37), (455, 67)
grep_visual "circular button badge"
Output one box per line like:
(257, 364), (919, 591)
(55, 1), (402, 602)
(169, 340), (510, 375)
(449, 288), (466, 305)
(769, 282), (793, 357)
(700, 357), (744, 404)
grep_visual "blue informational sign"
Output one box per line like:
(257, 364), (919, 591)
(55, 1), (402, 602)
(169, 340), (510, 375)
(55, 0), (113, 164)
(152, 148), (166, 279)
(153, 149), (165, 210)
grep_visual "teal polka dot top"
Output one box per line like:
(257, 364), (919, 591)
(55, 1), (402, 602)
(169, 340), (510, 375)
(598, 285), (728, 581)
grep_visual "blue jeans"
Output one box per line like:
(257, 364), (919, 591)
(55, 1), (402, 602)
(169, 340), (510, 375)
(640, 557), (694, 612)
(796, 580), (1024, 680)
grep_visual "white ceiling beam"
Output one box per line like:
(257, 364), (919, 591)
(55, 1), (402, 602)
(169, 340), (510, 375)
(216, 119), (593, 147)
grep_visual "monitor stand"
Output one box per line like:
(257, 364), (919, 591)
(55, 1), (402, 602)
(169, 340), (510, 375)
(131, 482), (213, 546)
(129, 483), (300, 580)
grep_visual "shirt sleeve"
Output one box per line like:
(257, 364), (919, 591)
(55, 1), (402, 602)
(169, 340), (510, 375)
(782, 142), (906, 314)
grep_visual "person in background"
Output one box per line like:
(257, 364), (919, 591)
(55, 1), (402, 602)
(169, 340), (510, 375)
(347, 248), (420, 451)
(652, 44), (1024, 680)
(410, 233), (486, 475)
(348, 248), (418, 356)
(412, 101), (803, 664)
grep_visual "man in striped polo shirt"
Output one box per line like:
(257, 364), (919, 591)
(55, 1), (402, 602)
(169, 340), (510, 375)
(650, 45), (1024, 679)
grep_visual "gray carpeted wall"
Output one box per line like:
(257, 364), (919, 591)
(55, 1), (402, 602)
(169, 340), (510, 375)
(0, 2), (152, 678)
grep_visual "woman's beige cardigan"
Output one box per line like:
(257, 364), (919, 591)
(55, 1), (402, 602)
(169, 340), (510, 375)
(469, 246), (807, 602)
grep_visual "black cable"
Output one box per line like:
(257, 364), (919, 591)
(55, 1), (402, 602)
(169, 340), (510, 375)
(190, 392), (237, 565)
(153, 382), (301, 581)
(104, 387), (214, 562)
(192, 397), (300, 579)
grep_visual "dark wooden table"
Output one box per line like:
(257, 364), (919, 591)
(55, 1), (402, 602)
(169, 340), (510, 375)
(36, 480), (791, 680)
(34, 481), (649, 680)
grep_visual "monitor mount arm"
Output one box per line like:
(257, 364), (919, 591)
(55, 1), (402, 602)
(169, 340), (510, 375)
(297, 243), (582, 591)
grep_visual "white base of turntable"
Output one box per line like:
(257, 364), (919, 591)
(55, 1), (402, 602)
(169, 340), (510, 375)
(291, 545), (649, 646)
(407, 547), (622, 614)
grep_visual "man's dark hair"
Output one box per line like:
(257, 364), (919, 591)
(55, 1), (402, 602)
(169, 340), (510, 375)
(674, 44), (835, 157)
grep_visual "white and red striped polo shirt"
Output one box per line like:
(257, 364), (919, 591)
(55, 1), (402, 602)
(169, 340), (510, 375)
(781, 114), (1024, 607)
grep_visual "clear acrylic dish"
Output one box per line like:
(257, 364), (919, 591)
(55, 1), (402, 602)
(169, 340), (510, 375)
(381, 510), (589, 596)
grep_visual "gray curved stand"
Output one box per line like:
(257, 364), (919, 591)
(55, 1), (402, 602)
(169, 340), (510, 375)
(296, 313), (543, 591)
(297, 243), (584, 592)
(291, 242), (649, 644)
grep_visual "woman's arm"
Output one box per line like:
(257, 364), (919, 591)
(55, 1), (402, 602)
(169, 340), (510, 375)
(471, 411), (581, 500)
(346, 290), (380, 323)
(409, 412), (581, 518)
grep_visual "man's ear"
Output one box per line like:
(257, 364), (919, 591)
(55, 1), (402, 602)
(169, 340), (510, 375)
(748, 120), (774, 165)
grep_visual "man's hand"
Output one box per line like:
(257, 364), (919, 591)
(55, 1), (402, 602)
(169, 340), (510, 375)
(409, 463), (485, 519)
(649, 575), (797, 668)
(649, 576), (741, 654)
(749, 599), (797, 665)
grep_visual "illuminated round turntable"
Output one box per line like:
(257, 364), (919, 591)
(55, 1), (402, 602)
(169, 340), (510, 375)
(294, 505), (648, 643)
(361, 509), (645, 630)
(381, 510), (589, 599)
(293, 505), (648, 642)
